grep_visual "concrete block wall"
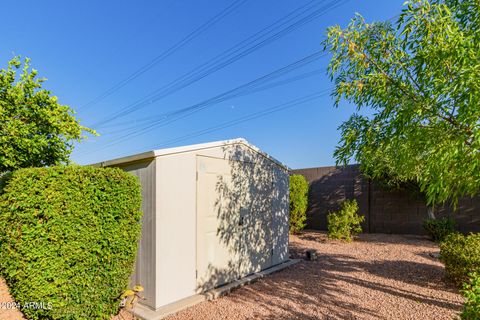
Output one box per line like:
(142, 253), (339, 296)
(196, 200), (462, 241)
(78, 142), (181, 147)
(293, 165), (479, 235)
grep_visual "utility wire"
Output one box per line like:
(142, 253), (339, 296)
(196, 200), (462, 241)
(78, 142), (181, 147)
(83, 0), (318, 117)
(100, 68), (325, 132)
(78, 89), (331, 159)
(94, 12), (399, 157)
(79, 0), (249, 111)
(77, 49), (328, 156)
(88, 0), (350, 128)
(129, 89), (331, 153)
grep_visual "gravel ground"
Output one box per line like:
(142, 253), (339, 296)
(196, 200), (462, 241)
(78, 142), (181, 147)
(167, 231), (463, 320)
(1, 231), (463, 319)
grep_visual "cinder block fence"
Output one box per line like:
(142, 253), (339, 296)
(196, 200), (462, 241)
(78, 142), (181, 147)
(293, 165), (480, 235)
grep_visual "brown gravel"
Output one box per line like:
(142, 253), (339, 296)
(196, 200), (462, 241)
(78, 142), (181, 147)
(1, 231), (463, 319)
(166, 231), (463, 320)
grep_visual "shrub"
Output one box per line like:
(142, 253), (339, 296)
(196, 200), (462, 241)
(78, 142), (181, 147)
(0, 57), (95, 173)
(289, 174), (309, 233)
(327, 199), (364, 242)
(461, 273), (480, 320)
(0, 166), (142, 320)
(423, 217), (456, 242)
(440, 233), (480, 287)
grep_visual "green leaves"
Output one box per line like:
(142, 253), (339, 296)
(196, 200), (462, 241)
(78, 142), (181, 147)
(324, 0), (480, 206)
(440, 233), (480, 288)
(0, 57), (95, 173)
(422, 217), (456, 242)
(327, 199), (364, 242)
(461, 273), (480, 319)
(289, 174), (309, 233)
(0, 166), (142, 319)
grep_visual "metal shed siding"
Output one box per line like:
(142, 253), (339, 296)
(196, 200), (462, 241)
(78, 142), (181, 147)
(154, 154), (197, 308)
(91, 139), (290, 311)
(114, 159), (157, 308)
(192, 144), (290, 290)
(271, 165), (290, 265)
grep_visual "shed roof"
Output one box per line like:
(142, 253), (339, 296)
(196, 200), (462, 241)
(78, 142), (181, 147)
(91, 138), (289, 170)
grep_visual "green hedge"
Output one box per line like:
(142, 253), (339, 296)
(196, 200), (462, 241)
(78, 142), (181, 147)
(289, 174), (309, 233)
(440, 233), (480, 287)
(0, 166), (142, 319)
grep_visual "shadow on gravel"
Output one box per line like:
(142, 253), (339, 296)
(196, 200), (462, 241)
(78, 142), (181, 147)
(229, 263), (380, 319)
(295, 230), (433, 248)
(218, 235), (462, 320)
(416, 251), (442, 263)
(294, 230), (328, 243)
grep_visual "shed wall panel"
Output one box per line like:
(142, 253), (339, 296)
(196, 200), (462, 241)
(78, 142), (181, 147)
(271, 165), (290, 265)
(100, 140), (290, 310)
(117, 160), (157, 309)
(193, 145), (289, 292)
(155, 154), (197, 308)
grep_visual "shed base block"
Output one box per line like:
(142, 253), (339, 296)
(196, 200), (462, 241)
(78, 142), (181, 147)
(131, 259), (300, 320)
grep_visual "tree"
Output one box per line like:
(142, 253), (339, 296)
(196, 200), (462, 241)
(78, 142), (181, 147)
(0, 57), (94, 172)
(323, 0), (480, 207)
(289, 174), (309, 233)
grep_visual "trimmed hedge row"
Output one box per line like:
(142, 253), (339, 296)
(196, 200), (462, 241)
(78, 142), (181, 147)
(0, 166), (142, 319)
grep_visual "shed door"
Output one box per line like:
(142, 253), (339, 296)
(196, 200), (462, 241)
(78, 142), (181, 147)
(196, 155), (278, 291)
(196, 156), (242, 292)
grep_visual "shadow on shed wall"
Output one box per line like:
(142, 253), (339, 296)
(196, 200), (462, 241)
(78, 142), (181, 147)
(197, 144), (289, 292)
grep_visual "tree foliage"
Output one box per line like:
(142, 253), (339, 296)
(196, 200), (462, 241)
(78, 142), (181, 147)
(0, 57), (94, 173)
(323, 0), (480, 206)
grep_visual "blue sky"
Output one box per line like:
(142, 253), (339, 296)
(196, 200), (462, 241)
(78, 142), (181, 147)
(1, 0), (403, 169)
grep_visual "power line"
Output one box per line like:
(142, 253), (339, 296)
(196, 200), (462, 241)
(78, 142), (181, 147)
(77, 49), (328, 155)
(88, 0), (350, 128)
(77, 10), (399, 159)
(78, 89), (330, 159)
(128, 89), (331, 153)
(79, 0), (249, 111)
(100, 68), (325, 132)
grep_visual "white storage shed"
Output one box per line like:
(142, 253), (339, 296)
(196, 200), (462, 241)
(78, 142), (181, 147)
(93, 138), (290, 311)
